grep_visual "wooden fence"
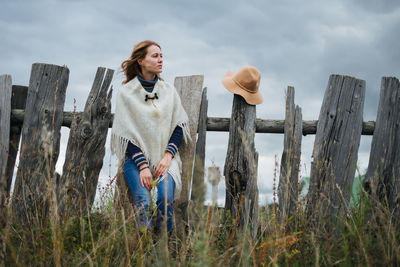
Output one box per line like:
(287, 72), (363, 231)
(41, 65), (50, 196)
(1, 63), (399, 244)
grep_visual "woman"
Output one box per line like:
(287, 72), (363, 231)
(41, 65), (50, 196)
(111, 40), (190, 232)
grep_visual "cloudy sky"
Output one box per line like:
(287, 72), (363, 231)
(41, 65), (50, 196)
(1, 0), (399, 206)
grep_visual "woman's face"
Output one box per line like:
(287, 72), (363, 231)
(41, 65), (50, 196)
(139, 45), (163, 76)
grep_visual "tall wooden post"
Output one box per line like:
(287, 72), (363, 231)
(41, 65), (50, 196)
(58, 67), (113, 219)
(11, 63), (69, 227)
(306, 75), (365, 230)
(172, 75), (204, 237)
(224, 94), (258, 236)
(0, 75), (12, 209)
(0, 74), (12, 263)
(363, 77), (400, 222)
(278, 86), (302, 228)
(5, 86), (28, 196)
(191, 87), (208, 206)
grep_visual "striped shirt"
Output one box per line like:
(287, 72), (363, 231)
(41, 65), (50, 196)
(125, 75), (183, 168)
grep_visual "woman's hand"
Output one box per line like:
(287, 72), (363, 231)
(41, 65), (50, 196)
(154, 152), (173, 178)
(139, 165), (153, 191)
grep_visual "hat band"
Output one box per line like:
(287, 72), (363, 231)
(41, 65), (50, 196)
(232, 77), (258, 94)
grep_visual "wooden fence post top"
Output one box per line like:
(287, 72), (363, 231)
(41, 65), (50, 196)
(174, 75), (204, 135)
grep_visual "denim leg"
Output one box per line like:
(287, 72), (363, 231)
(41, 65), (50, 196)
(156, 173), (175, 231)
(123, 159), (152, 229)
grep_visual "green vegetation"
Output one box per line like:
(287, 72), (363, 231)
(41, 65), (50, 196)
(299, 175), (365, 207)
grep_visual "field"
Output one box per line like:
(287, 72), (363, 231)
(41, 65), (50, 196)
(4, 170), (399, 267)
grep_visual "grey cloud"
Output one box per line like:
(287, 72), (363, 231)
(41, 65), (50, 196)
(350, 0), (400, 13)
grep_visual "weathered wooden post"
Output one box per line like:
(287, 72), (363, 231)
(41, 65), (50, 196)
(278, 86), (302, 228)
(11, 63), (69, 227)
(191, 87), (208, 206)
(173, 75), (204, 237)
(224, 94), (259, 236)
(0, 75), (12, 208)
(57, 67), (113, 219)
(0, 74), (12, 263)
(363, 77), (400, 222)
(5, 86), (28, 196)
(306, 75), (365, 229)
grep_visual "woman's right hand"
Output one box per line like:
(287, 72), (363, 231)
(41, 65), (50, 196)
(139, 166), (153, 191)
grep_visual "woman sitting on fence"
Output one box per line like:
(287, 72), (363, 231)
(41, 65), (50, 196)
(111, 40), (190, 232)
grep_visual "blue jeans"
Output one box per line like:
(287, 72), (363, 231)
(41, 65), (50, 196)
(123, 159), (175, 231)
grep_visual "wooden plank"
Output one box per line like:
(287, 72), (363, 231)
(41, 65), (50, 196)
(363, 77), (400, 222)
(278, 86), (302, 228)
(306, 75), (365, 229)
(58, 67), (113, 219)
(224, 94), (258, 235)
(207, 118), (374, 135)
(173, 75), (204, 236)
(11, 63), (69, 227)
(10, 109), (376, 135)
(0, 75), (12, 206)
(0, 74), (12, 263)
(5, 86), (28, 198)
(191, 87), (208, 206)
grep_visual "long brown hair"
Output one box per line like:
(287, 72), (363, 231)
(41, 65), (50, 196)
(121, 40), (161, 84)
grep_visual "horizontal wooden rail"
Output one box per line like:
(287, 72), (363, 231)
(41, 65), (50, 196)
(10, 109), (375, 135)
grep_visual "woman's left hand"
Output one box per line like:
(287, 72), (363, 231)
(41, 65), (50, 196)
(154, 152), (173, 178)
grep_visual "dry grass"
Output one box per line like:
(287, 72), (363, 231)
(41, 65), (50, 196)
(3, 160), (399, 266)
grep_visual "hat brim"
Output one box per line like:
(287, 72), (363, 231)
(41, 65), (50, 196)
(222, 71), (263, 105)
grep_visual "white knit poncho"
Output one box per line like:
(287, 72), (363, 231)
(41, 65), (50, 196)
(111, 77), (190, 199)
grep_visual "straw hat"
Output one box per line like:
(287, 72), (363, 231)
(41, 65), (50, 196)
(222, 66), (263, 105)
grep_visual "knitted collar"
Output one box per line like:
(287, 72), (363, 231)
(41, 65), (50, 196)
(137, 75), (158, 92)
